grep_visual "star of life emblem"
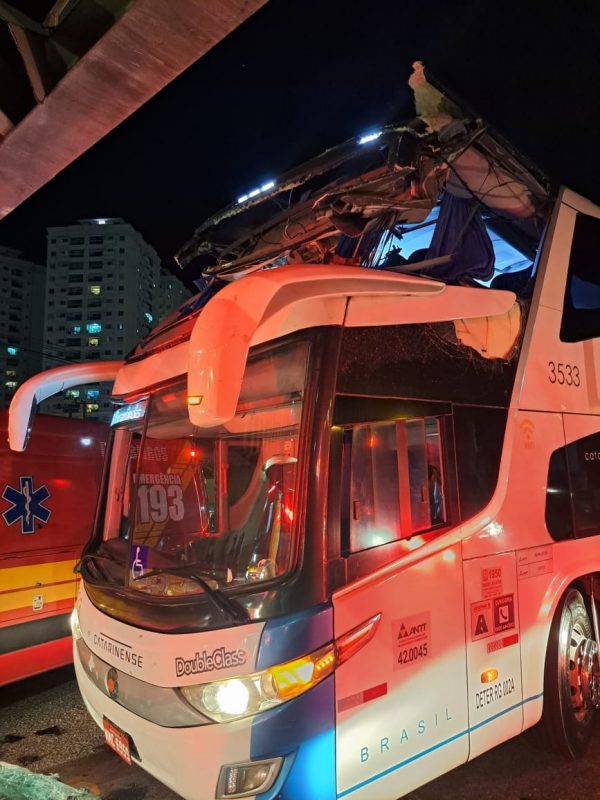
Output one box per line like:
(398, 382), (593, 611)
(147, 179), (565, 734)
(2, 476), (51, 534)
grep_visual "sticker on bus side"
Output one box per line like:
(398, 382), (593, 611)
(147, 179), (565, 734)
(474, 675), (516, 710)
(392, 612), (430, 670)
(517, 545), (553, 580)
(492, 594), (515, 633)
(487, 632), (519, 654)
(481, 566), (502, 599)
(471, 594), (515, 641)
(471, 600), (493, 640)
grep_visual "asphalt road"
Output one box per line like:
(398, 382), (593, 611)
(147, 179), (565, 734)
(0, 667), (178, 800)
(1, 667), (600, 800)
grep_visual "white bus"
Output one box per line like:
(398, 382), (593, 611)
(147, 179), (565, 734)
(10, 66), (600, 800)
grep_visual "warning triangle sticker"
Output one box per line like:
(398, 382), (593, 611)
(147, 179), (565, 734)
(474, 614), (488, 636)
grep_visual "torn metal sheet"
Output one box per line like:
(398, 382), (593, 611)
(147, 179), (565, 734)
(176, 63), (550, 286)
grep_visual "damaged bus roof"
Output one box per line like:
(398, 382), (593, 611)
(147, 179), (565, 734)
(174, 61), (550, 281)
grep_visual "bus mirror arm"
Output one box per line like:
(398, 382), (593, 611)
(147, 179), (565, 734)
(8, 360), (123, 452)
(186, 265), (448, 429)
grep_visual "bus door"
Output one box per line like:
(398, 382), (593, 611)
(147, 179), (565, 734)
(463, 552), (522, 759)
(331, 412), (469, 799)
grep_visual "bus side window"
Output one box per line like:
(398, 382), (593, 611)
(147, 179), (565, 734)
(546, 431), (600, 540)
(560, 212), (600, 343)
(545, 447), (574, 540)
(349, 421), (401, 552)
(344, 415), (448, 554)
(566, 433), (600, 537)
(405, 417), (446, 531)
(453, 405), (508, 521)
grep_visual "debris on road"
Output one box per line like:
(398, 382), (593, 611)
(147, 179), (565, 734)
(0, 762), (97, 800)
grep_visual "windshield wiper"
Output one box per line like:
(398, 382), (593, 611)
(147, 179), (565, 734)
(132, 565), (250, 624)
(78, 553), (120, 581)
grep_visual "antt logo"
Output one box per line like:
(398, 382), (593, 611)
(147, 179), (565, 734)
(2, 476), (51, 534)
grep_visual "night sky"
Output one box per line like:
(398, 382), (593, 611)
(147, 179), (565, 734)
(1, 0), (599, 288)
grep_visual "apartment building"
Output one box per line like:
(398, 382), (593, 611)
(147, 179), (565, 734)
(0, 246), (45, 408)
(157, 266), (191, 321)
(42, 218), (190, 420)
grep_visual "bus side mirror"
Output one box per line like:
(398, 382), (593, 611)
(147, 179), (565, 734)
(8, 361), (122, 451)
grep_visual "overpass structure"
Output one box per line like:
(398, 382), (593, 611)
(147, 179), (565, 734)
(0, 0), (267, 219)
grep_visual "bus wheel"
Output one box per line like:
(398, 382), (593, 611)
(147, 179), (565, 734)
(539, 588), (596, 759)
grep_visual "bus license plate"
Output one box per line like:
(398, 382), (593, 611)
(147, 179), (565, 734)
(103, 717), (132, 765)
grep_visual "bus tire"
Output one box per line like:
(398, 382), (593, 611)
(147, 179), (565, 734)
(538, 587), (595, 759)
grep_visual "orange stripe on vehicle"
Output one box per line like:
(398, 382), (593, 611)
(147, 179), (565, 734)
(0, 576), (79, 597)
(0, 597), (75, 626)
(0, 549), (82, 570)
(0, 559), (78, 592)
(0, 580), (77, 614)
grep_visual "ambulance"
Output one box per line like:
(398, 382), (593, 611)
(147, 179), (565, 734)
(0, 411), (106, 685)
(9, 65), (600, 799)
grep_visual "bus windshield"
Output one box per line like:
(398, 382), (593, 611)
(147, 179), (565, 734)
(95, 340), (309, 597)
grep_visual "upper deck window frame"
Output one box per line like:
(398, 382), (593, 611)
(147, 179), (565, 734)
(560, 211), (600, 343)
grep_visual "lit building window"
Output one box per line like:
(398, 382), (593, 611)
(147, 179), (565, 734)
(86, 322), (102, 334)
(87, 337), (100, 347)
(85, 389), (100, 400)
(6, 346), (17, 356)
(144, 311), (153, 324)
(5, 381), (17, 389)
(5, 369), (16, 378)
(85, 403), (99, 413)
(68, 325), (82, 335)
(88, 285), (101, 295)
(65, 389), (80, 399)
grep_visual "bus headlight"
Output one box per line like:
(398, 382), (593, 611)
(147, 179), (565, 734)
(180, 613), (381, 723)
(70, 607), (82, 640)
(180, 642), (335, 723)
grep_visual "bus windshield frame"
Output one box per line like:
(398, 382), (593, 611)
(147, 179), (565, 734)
(87, 338), (311, 600)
